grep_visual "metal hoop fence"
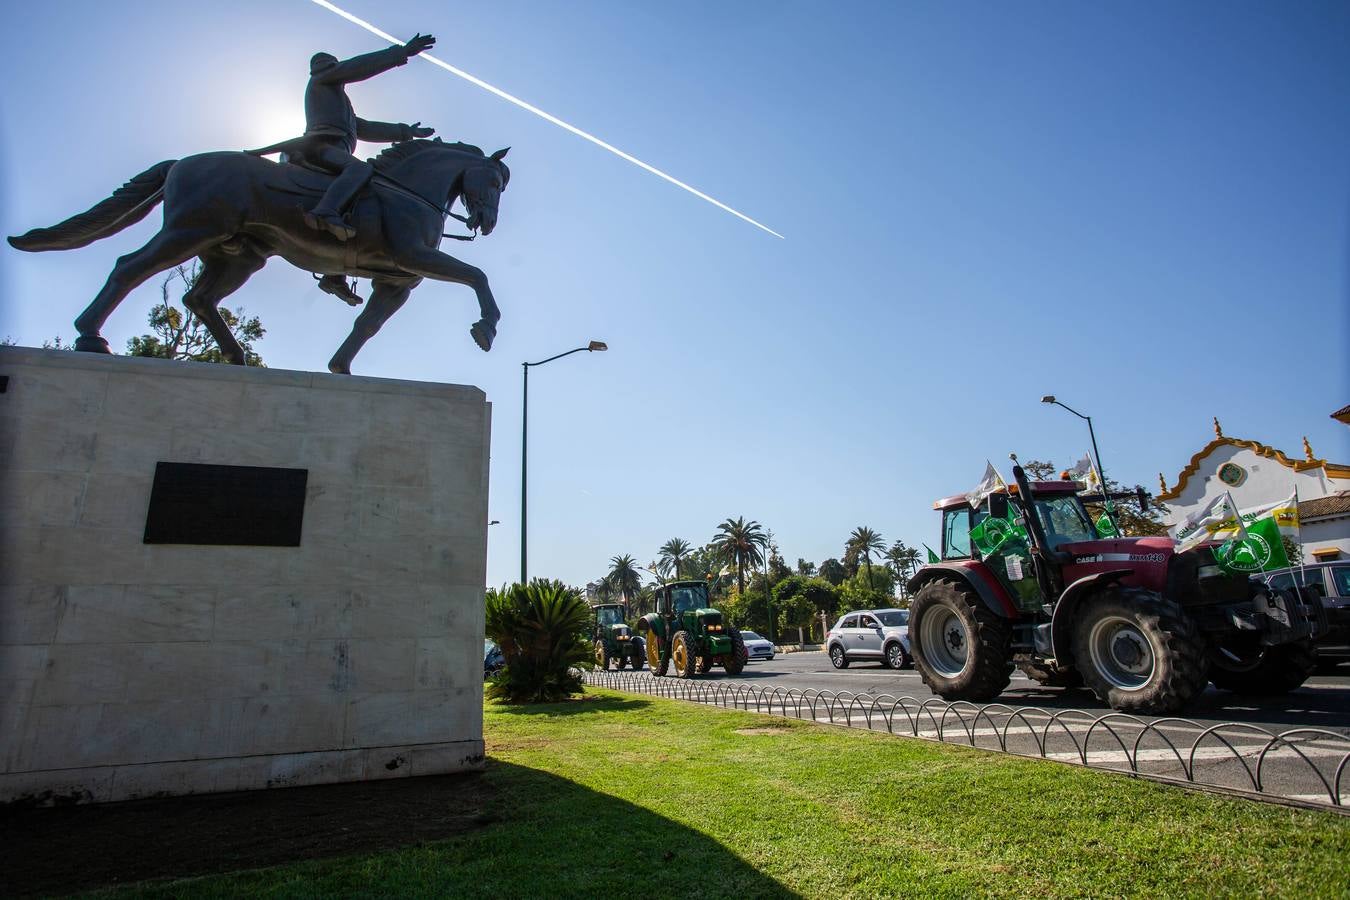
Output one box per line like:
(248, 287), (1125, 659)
(582, 669), (1350, 812)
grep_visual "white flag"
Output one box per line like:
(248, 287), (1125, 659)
(1171, 491), (1247, 550)
(1068, 453), (1102, 491)
(966, 461), (1007, 509)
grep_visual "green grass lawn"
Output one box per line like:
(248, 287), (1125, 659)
(101, 689), (1348, 899)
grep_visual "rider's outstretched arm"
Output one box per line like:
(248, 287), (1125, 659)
(312, 34), (434, 86)
(312, 45), (410, 86)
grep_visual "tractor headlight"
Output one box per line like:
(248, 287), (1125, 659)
(707, 624), (723, 632)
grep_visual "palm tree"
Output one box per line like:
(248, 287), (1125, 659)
(900, 545), (922, 578)
(608, 554), (643, 606)
(485, 579), (592, 702)
(884, 541), (908, 581)
(847, 526), (886, 588)
(709, 517), (767, 596)
(591, 575), (617, 605)
(659, 538), (692, 580)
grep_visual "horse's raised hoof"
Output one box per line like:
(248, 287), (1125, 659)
(470, 319), (496, 352)
(73, 335), (111, 354)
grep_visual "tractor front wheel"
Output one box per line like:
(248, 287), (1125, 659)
(630, 642), (645, 670)
(722, 627), (748, 675)
(672, 631), (698, 678)
(1071, 587), (1208, 714)
(910, 578), (1012, 702)
(594, 640), (611, 671)
(647, 633), (668, 676)
(1209, 639), (1316, 695)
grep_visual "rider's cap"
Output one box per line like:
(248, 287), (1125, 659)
(310, 52), (339, 75)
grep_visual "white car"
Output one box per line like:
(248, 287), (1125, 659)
(740, 630), (775, 660)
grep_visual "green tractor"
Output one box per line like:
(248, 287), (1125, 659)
(592, 602), (646, 670)
(636, 580), (748, 677)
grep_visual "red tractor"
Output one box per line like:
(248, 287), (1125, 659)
(906, 459), (1324, 714)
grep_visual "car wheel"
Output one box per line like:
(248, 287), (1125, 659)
(829, 644), (849, 669)
(885, 642), (906, 670)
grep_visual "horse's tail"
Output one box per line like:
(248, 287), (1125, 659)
(7, 159), (176, 252)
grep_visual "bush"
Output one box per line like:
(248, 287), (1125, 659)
(484, 579), (593, 703)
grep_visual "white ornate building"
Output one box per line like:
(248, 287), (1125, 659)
(1157, 411), (1350, 562)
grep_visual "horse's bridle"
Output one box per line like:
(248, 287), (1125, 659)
(372, 169), (489, 242)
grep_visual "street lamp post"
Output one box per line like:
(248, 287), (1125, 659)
(521, 340), (607, 584)
(1041, 395), (1113, 523)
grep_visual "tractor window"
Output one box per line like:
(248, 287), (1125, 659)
(1033, 495), (1095, 549)
(670, 586), (706, 614)
(943, 508), (971, 559)
(595, 607), (624, 627)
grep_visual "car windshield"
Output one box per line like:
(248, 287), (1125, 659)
(877, 611), (909, 627)
(670, 585), (707, 614)
(595, 606), (624, 627)
(1033, 494), (1096, 548)
(741, 631), (762, 640)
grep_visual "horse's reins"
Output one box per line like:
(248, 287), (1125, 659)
(371, 171), (479, 241)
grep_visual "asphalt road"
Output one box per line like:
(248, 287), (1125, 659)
(738, 649), (1350, 736)
(598, 651), (1350, 808)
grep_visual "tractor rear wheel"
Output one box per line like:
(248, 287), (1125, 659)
(594, 640), (611, 671)
(672, 631), (697, 678)
(911, 578), (1012, 702)
(1071, 587), (1208, 714)
(723, 627), (749, 675)
(1209, 639), (1316, 694)
(647, 633), (668, 676)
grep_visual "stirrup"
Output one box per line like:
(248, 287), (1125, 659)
(316, 274), (363, 306)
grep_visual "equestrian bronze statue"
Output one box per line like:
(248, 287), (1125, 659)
(8, 36), (509, 375)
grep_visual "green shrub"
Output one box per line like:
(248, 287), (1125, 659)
(485, 579), (593, 703)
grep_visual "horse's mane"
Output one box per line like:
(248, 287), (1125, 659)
(371, 139), (486, 174)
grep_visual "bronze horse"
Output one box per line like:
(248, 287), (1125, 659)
(8, 139), (509, 374)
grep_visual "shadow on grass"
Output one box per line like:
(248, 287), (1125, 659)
(2, 761), (793, 899)
(490, 694), (652, 716)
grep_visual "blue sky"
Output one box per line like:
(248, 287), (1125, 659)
(2, 1), (1347, 589)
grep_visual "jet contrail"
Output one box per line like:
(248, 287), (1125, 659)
(307, 0), (784, 239)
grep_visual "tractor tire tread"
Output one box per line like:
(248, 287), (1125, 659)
(1071, 586), (1208, 715)
(911, 578), (1013, 702)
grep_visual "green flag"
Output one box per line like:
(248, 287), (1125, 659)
(924, 544), (939, 564)
(1214, 515), (1290, 575)
(1094, 513), (1119, 538)
(970, 512), (1027, 557)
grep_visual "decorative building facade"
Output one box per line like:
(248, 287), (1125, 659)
(1157, 413), (1350, 562)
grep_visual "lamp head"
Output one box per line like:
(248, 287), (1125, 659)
(588, 341), (608, 352)
(1041, 395), (1056, 404)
